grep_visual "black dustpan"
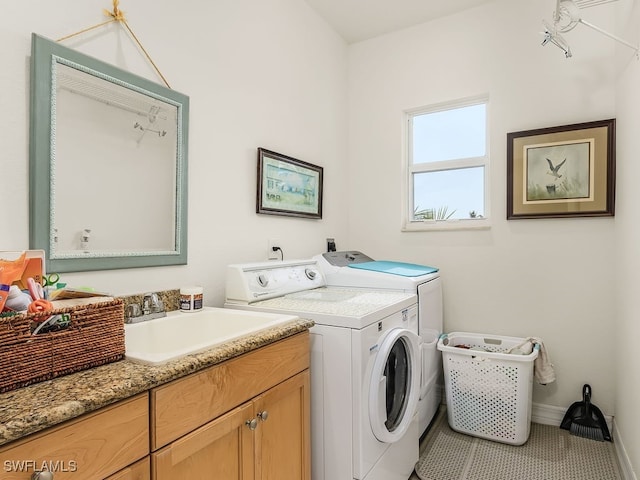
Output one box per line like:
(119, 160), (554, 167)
(560, 384), (611, 441)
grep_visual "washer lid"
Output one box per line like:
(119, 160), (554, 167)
(349, 261), (438, 277)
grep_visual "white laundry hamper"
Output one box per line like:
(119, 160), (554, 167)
(437, 332), (539, 445)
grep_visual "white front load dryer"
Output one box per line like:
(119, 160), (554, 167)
(314, 251), (444, 436)
(353, 314), (421, 480)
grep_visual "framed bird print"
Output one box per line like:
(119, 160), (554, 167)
(507, 119), (615, 219)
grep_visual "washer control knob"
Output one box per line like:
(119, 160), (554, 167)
(305, 268), (317, 280)
(257, 274), (269, 287)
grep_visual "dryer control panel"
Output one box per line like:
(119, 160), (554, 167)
(225, 259), (325, 304)
(321, 250), (374, 267)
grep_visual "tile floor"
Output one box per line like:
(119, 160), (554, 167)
(409, 409), (621, 480)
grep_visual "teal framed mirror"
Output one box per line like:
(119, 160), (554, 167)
(29, 34), (189, 272)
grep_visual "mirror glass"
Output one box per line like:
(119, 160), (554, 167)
(29, 34), (189, 272)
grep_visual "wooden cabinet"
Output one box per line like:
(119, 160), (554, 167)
(0, 331), (310, 480)
(152, 370), (309, 480)
(151, 332), (310, 450)
(151, 332), (310, 480)
(0, 394), (149, 480)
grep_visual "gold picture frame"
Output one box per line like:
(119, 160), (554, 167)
(507, 119), (615, 219)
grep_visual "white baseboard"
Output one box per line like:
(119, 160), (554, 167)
(531, 402), (568, 427)
(531, 402), (613, 431)
(532, 403), (636, 480)
(612, 418), (637, 480)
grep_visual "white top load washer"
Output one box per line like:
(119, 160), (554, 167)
(225, 259), (421, 480)
(313, 251), (443, 436)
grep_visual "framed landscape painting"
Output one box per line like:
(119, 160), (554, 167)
(257, 148), (323, 219)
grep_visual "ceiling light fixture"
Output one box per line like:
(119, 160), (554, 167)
(542, 20), (572, 57)
(542, 0), (638, 58)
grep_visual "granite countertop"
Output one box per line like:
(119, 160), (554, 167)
(0, 318), (314, 447)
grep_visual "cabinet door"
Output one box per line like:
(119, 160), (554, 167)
(253, 370), (310, 480)
(105, 457), (150, 480)
(152, 402), (254, 480)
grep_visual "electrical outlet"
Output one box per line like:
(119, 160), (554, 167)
(267, 239), (280, 260)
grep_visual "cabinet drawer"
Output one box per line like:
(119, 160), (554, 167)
(151, 332), (309, 449)
(0, 393), (149, 480)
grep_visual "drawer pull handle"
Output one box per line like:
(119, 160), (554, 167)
(246, 418), (259, 430)
(32, 472), (54, 480)
(257, 410), (269, 421)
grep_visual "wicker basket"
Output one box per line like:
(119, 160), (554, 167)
(0, 298), (125, 393)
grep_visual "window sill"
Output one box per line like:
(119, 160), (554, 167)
(402, 218), (492, 232)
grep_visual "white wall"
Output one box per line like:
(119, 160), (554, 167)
(347, 0), (618, 414)
(1, 0), (349, 304)
(615, 0), (640, 476)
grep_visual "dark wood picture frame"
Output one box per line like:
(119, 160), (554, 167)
(257, 148), (323, 219)
(507, 119), (615, 219)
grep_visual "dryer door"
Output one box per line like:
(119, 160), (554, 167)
(369, 328), (420, 443)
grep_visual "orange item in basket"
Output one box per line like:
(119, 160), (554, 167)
(0, 252), (28, 312)
(28, 299), (54, 314)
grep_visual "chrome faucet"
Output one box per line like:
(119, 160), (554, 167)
(125, 292), (166, 324)
(142, 292), (164, 315)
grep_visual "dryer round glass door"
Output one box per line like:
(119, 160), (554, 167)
(369, 328), (420, 443)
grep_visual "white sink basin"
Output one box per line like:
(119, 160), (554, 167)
(124, 307), (299, 365)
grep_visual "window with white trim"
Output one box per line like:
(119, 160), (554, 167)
(404, 97), (489, 230)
